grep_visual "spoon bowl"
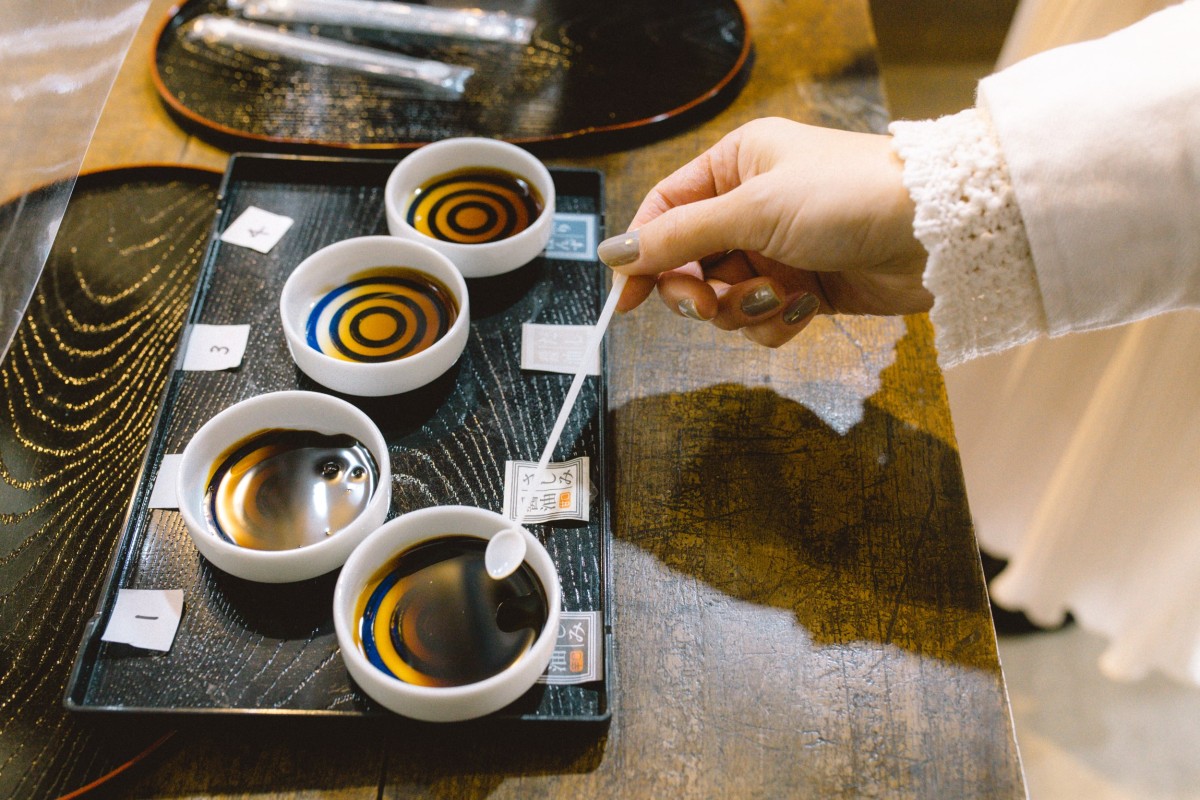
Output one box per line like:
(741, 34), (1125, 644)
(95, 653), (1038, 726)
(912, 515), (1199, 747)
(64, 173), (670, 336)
(485, 527), (528, 580)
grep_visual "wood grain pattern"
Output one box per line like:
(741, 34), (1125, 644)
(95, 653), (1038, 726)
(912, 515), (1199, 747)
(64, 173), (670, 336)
(0, 168), (219, 799)
(0, 0), (1026, 796)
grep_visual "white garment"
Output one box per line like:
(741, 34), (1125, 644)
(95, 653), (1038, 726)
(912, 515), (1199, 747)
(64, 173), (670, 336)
(890, 1), (1200, 684)
(981, 2), (1200, 336)
(891, 107), (1046, 366)
(997, 0), (1179, 69)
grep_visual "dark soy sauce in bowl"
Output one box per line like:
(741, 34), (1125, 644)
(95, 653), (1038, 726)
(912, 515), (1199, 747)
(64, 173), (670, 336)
(204, 428), (379, 551)
(406, 168), (544, 245)
(305, 266), (458, 363)
(356, 536), (549, 687)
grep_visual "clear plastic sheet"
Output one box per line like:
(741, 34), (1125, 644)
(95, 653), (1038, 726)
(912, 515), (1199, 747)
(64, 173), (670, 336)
(0, 0), (150, 361)
(229, 0), (535, 44)
(184, 14), (474, 94)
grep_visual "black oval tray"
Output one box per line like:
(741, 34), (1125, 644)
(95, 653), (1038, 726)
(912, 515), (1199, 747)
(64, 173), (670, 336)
(152, 0), (751, 153)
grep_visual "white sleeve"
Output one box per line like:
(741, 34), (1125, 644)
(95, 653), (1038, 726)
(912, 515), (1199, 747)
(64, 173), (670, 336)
(978, 0), (1200, 336)
(890, 109), (1047, 367)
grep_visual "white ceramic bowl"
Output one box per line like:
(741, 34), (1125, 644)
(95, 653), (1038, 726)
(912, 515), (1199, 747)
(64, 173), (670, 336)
(385, 138), (555, 278)
(280, 236), (470, 397)
(333, 505), (562, 722)
(176, 391), (392, 583)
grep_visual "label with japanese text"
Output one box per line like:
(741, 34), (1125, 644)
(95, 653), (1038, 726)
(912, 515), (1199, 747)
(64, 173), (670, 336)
(542, 213), (598, 262)
(537, 610), (601, 684)
(520, 323), (601, 376)
(502, 457), (590, 524)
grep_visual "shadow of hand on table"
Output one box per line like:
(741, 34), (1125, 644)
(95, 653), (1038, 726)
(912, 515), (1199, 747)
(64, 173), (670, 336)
(612, 380), (996, 674)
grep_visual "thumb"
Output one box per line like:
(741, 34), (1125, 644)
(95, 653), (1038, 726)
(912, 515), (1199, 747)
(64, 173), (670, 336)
(597, 191), (751, 277)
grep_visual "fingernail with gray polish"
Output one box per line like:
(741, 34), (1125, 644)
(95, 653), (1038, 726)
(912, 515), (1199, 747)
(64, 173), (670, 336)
(597, 230), (640, 267)
(740, 285), (781, 317)
(783, 293), (820, 324)
(678, 298), (706, 321)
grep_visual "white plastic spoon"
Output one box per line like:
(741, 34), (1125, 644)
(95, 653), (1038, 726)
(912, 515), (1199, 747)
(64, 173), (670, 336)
(484, 273), (629, 580)
(485, 526), (527, 580)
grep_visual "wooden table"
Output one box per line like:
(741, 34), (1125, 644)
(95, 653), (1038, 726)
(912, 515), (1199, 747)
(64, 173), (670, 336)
(0, 0), (1026, 796)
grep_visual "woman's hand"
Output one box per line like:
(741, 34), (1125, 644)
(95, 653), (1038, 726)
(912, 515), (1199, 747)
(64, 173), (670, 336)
(598, 117), (932, 346)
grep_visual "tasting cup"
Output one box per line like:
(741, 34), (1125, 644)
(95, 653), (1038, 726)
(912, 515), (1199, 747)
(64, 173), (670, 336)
(280, 236), (470, 397)
(333, 505), (562, 722)
(384, 137), (556, 278)
(176, 390), (392, 583)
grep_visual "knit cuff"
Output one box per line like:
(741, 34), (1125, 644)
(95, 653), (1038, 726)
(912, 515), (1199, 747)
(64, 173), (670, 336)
(889, 108), (1048, 367)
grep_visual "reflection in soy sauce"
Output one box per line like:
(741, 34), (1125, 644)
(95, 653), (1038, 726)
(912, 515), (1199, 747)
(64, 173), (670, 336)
(204, 429), (379, 551)
(356, 536), (548, 688)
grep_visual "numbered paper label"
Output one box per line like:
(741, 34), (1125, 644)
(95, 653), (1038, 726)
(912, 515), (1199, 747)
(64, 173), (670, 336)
(101, 589), (185, 652)
(502, 457), (590, 523)
(219, 205), (294, 253)
(148, 453), (182, 509)
(181, 324), (250, 371)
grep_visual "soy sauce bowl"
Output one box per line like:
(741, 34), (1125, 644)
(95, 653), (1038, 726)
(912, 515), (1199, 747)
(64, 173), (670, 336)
(176, 391), (392, 583)
(384, 137), (556, 278)
(333, 506), (562, 722)
(280, 236), (470, 397)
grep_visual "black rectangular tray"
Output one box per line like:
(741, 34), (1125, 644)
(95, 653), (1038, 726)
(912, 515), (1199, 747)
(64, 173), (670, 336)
(65, 154), (612, 723)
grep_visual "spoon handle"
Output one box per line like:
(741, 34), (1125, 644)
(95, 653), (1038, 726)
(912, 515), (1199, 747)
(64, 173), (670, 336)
(517, 273), (628, 525)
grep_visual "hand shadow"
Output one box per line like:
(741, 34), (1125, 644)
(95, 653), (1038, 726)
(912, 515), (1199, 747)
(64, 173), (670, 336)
(611, 380), (997, 673)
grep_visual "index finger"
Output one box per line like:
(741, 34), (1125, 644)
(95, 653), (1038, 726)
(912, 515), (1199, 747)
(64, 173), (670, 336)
(626, 145), (726, 231)
(598, 129), (748, 277)
(599, 188), (753, 278)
